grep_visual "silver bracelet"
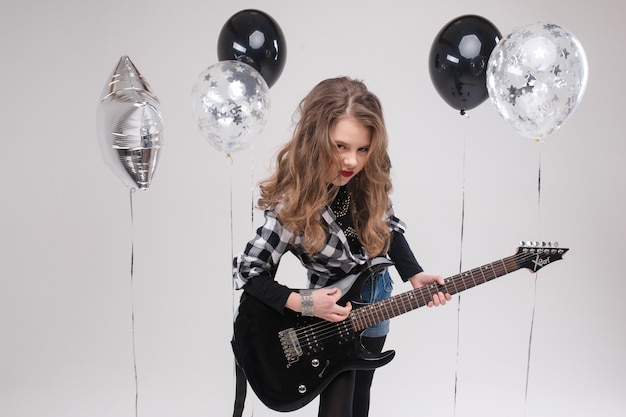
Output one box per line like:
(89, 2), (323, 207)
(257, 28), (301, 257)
(300, 290), (314, 317)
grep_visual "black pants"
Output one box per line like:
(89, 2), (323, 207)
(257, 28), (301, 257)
(318, 335), (386, 417)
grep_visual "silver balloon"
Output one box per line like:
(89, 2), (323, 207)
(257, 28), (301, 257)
(96, 56), (164, 191)
(191, 60), (270, 154)
(487, 22), (588, 139)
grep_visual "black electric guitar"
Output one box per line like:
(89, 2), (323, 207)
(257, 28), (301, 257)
(231, 242), (568, 412)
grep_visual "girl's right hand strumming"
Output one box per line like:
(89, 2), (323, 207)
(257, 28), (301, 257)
(312, 287), (352, 322)
(286, 287), (352, 322)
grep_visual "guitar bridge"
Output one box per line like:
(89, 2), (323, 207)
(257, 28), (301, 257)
(278, 327), (302, 365)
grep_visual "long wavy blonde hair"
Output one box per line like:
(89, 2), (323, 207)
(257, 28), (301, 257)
(258, 77), (393, 256)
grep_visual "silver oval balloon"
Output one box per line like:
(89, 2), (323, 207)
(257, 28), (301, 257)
(191, 60), (270, 154)
(96, 56), (164, 191)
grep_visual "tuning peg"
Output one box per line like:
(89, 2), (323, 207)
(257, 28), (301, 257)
(519, 241), (565, 255)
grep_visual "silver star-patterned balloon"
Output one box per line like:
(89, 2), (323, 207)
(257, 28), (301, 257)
(487, 22), (588, 139)
(96, 56), (164, 190)
(191, 60), (270, 154)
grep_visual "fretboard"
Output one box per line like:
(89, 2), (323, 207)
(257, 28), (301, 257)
(349, 254), (521, 332)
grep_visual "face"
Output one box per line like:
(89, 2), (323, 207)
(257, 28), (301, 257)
(328, 117), (371, 186)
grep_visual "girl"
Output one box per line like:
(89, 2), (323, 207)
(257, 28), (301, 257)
(233, 76), (451, 417)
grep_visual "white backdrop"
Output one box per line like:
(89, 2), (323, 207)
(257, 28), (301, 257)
(1, 1), (624, 416)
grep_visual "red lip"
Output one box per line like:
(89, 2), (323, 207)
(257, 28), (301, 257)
(341, 170), (354, 178)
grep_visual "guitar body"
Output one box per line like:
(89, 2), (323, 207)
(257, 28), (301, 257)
(232, 259), (396, 412)
(233, 295), (395, 411)
(233, 294), (395, 412)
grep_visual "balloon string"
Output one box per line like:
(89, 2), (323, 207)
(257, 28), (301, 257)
(128, 189), (139, 417)
(228, 153), (234, 314)
(250, 143), (255, 233)
(227, 153), (238, 412)
(227, 148), (256, 417)
(453, 114), (469, 417)
(523, 141), (543, 414)
(537, 143), (542, 212)
(227, 153), (253, 416)
(249, 144), (256, 417)
(524, 275), (538, 416)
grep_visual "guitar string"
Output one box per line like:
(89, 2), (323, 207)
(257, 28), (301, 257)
(284, 251), (556, 354)
(287, 251), (559, 345)
(317, 250), (551, 342)
(289, 251), (550, 341)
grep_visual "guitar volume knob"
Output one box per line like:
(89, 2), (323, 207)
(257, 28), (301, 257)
(311, 358), (320, 368)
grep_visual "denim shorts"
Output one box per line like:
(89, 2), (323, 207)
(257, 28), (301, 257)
(359, 268), (393, 337)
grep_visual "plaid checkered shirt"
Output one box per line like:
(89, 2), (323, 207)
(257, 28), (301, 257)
(232, 201), (414, 312)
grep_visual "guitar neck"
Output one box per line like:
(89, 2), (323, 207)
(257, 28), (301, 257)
(349, 247), (563, 332)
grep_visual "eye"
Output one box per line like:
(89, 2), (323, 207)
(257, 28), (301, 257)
(358, 146), (370, 153)
(336, 143), (346, 150)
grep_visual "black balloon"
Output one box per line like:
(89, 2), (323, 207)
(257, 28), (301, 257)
(217, 9), (287, 88)
(428, 15), (501, 114)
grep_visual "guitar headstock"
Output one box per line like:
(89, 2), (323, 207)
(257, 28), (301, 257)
(515, 241), (569, 272)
